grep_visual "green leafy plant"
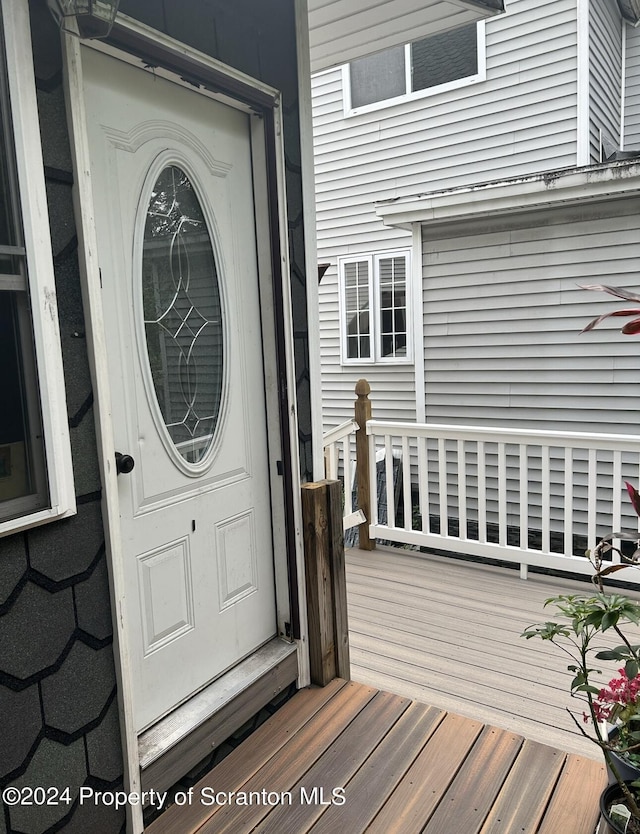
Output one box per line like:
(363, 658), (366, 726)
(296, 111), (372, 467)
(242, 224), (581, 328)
(523, 592), (640, 827)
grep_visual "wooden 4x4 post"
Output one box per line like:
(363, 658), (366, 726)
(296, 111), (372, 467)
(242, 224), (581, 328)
(301, 480), (350, 686)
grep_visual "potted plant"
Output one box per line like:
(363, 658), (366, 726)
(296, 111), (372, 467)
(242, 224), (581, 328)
(522, 593), (640, 832)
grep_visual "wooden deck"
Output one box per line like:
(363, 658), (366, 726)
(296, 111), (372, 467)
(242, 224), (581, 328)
(346, 545), (640, 759)
(147, 677), (605, 834)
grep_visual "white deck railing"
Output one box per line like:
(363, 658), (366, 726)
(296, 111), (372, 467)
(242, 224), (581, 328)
(322, 418), (365, 532)
(367, 419), (640, 583)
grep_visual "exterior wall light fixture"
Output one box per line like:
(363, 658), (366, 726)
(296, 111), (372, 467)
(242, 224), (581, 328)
(47, 0), (120, 39)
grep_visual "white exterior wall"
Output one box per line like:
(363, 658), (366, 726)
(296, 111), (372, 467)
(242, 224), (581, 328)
(421, 198), (640, 435)
(314, 0), (580, 432)
(624, 22), (640, 148)
(589, 0), (623, 160)
(419, 197), (640, 532)
(313, 0), (579, 251)
(315, 66), (416, 430)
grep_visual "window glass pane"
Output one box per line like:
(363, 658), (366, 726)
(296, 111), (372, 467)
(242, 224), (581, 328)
(411, 24), (478, 92)
(344, 260), (371, 360)
(0, 21), (17, 250)
(0, 292), (47, 519)
(0, 131), (15, 247)
(0, 19), (48, 523)
(142, 165), (224, 465)
(378, 256), (408, 358)
(350, 46), (406, 108)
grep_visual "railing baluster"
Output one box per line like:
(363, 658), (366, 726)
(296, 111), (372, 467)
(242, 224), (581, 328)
(588, 448), (597, 554)
(478, 441), (486, 544)
(369, 431), (378, 528)
(612, 450), (622, 563)
(402, 436), (411, 531)
(419, 435), (429, 534)
(385, 434), (394, 529)
(329, 443), (338, 480)
(498, 443), (507, 547)
(519, 444), (528, 551)
(343, 437), (353, 518)
(541, 446), (550, 554)
(458, 439), (467, 541)
(438, 437), (448, 537)
(564, 448), (573, 557)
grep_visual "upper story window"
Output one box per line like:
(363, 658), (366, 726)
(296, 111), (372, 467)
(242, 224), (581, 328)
(340, 251), (411, 365)
(345, 22), (485, 115)
(0, 1), (74, 535)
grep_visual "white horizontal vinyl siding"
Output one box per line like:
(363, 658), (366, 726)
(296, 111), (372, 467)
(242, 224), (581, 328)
(624, 22), (640, 148)
(421, 199), (640, 435)
(589, 0), (623, 160)
(420, 199), (640, 535)
(312, 0), (578, 269)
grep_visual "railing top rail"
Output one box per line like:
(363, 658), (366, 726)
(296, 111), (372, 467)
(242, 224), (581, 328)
(322, 419), (359, 447)
(366, 419), (640, 451)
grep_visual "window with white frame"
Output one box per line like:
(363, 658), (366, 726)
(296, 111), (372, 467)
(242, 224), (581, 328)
(0, 1), (74, 534)
(340, 251), (411, 364)
(347, 23), (484, 112)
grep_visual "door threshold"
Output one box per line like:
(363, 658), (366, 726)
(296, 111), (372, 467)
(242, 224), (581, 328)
(138, 638), (298, 793)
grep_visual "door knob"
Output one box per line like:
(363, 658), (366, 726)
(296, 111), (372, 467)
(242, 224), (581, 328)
(115, 452), (135, 475)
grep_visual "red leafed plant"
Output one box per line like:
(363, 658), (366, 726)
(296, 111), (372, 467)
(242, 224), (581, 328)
(580, 284), (640, 335)
(589, 482), (640, 587)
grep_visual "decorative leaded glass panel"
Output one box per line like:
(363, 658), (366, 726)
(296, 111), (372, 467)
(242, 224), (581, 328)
(142, 165), (223, 464)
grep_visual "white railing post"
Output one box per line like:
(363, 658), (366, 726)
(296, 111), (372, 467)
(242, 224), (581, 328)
(321, 418), (363, 534)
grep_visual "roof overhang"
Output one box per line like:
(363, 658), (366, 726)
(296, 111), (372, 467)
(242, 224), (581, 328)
(376, 161), (640, 230)
(308, 0), (505, 73)
(617, 0), (640, 25)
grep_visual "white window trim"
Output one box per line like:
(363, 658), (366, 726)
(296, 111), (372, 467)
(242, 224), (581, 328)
(339, 249), (412, 366)
(0, 0), (75, 536)
(343, 21), (486, 118)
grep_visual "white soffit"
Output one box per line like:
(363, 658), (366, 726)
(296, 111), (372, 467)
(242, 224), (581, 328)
(308, 0), (505, 72)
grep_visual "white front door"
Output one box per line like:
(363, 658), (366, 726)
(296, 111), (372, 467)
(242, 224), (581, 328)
(81, 46), (278, 731)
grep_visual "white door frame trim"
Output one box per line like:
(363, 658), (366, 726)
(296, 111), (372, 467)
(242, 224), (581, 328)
(63, 15), (306, 833)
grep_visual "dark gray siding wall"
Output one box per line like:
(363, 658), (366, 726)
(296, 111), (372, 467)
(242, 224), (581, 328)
(0, 5), (125, 834)
(119, 0), (314, 481)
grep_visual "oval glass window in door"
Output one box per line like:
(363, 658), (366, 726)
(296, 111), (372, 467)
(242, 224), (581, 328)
(141, 165), (223, 465)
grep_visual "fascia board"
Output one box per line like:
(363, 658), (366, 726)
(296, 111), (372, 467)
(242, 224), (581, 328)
(376, 162), (640, 228)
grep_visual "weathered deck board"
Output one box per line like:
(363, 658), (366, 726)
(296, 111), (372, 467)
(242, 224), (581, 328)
(478, 739), (565, 833)
(536, 755), (605, 834)
(147, 678), (347, 834)
(364, 712), (485, 834)
(253, 690), (410, 834)
(346, 545), (640, 758)
(198, 681), (376, 833)
(147, 679), (606, 834)
(422, 725), (524, 834)
(308, 701), (445, 834)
